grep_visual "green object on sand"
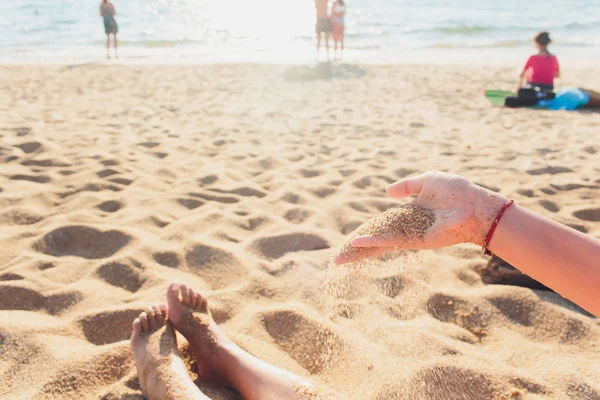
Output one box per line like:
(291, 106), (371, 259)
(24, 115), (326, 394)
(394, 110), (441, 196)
(484, 90), (515, 107)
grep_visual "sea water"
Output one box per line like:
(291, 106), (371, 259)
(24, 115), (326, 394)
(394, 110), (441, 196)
(1, 0), (599, 63)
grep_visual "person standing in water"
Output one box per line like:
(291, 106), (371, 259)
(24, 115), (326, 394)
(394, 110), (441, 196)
(100, 0), (119, 59)
(518, 31), (559, 91)
(330, 0), (346, 60)
(315, 0), (331, 60)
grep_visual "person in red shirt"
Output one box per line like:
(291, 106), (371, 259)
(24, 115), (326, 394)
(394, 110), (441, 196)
(518, 31), (560, 91)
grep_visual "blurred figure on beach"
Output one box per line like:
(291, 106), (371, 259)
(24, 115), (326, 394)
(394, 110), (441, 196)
(315, 0), (331, 60)
(100, 0), (119, 59)
(518, 31), (559, 91)
(330, 0), (346, 60)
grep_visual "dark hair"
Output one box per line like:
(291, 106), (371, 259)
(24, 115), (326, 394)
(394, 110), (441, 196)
(534, 31), (551, 47)
(338, 0), (345, 5)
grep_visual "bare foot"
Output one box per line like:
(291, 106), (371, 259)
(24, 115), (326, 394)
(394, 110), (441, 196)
(131, 304), (209, 400)
(167, 283), (234, 385)
(167, 283), (320, 400)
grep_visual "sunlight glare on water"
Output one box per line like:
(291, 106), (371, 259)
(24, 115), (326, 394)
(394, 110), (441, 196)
(1, 0), (600, 62)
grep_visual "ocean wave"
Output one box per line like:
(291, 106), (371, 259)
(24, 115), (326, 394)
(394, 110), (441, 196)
(409, 21), (600, 37)
(433, 26), (493, 35)
(428, 37), (600, 49)
(565, 21), (600, 30)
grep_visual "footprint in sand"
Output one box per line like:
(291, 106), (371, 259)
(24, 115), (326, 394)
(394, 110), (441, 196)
(184, 243), (247, 289)
(10, 174), (51, 183)
(0, 208), (44, 225)
(14, 141), (43, 154)
(21, 158), (71, 167)
(402, 363), (509, 400)
(260, 309), (343, 374)
(97, 200), (123, 213)
(539, 199), (560, 213)
(97, 168), (120, 178)
(0, 272), (24, 281)
(39, 345), (131, 398)
(0, 285), (82, 315)
(108, 177), (134, 186)
(138, 141), (160, 148)
(248, 232), (330, 260)
(527, 166), (573, 175)
(572, 208), (600, 222)
(517, 189), (536, 198)
(80, 308), (146, 345)
(153, 251), (181, 268)
(176, 197), (204, 210)
(96, 261), (146, 292)
(283, 207), (314, 224)
(34, 225), (132, 259)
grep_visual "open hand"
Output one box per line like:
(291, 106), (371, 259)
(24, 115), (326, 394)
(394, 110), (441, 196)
(336, 171), (507, 265)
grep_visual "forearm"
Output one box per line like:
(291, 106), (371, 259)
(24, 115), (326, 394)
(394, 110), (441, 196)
(489, 204), (600, 316)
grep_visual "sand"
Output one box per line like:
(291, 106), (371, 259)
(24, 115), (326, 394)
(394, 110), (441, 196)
(0, 63), (599, 400)
(333, 204), (435, 265)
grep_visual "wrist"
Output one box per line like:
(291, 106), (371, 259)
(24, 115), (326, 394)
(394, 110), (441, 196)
(470, 190), (509, 246)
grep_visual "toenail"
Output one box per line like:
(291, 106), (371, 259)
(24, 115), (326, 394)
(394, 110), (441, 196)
(171, 283), (180, 291)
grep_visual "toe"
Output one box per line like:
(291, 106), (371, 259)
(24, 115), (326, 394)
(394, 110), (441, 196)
(151, 304), (164, 327)
(159, 303), (168, 318)
(139, 312), (149, 332)
(181, 284), (190, 304)
(167, 283), (184, 325)
(146, 306), (157, 330)
(187, 287), (196, 307)
(188, 288), (197, 308)
(131, 318), (142, 339)
(199, 296), (208, 313)
(193, 292), (201, 309)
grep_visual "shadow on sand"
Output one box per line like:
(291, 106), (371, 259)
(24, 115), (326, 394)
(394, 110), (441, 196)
(480, 255), (594, 317)
(284, 62), (366, 82)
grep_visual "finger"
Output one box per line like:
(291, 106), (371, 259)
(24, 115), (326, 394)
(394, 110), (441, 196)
(351, 234), (399, 248)
(386, 174), (426, 199)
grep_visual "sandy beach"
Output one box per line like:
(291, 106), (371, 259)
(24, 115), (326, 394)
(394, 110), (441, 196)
(1, 63), (599, 399)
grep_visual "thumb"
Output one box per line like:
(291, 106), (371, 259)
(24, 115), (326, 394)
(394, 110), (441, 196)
(386, 174), (426, 199)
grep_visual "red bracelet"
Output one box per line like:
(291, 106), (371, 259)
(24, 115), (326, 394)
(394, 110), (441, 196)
(482, 199), (514, 256)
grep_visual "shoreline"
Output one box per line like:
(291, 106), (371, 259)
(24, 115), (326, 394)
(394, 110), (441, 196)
(1, 45), (599, 68)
